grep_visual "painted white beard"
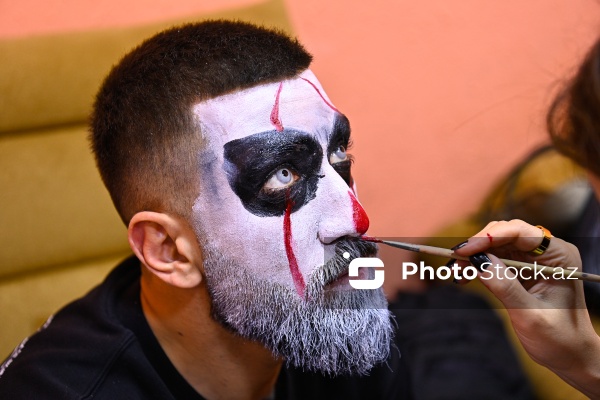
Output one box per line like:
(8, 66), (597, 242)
(200, 239), (394, 376)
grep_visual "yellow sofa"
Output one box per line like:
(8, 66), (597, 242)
(0, 0), (293, 358)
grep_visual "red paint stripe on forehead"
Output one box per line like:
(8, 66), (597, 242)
(284, 195), (306, 297)
(270, 82), (284, 132)
(349, 192), (369, 235)
(300, 77), (339, 113)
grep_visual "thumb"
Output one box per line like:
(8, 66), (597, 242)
(477, 254), (534, 309)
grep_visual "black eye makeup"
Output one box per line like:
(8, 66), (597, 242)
(327, 114), (354, 187)
(223, 129), (323, 217)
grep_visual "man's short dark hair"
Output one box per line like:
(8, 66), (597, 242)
(90, 20), (312, 224)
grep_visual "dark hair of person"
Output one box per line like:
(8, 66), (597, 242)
(90, 20), (312, 224)
(547, 38), (600, 178)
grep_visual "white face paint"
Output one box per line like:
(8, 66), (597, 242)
(192, 70), (369, 297)
(190, 70), (391, 375)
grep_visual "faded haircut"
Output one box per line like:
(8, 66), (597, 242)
(547, 37), (600, 178)
(90, 20), (312, 224)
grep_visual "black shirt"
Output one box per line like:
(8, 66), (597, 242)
(0, 256), (532, 399)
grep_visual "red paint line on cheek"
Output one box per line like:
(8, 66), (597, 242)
(270, 82), (284, 132)
(487, 233), (493, 243)
(350, 193), (369, 235)
(300, 77), (339, 113)
(284, 197), (306, 297)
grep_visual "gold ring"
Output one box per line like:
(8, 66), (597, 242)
(531, 225), (552, 255)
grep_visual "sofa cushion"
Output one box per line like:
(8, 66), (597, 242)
(0, 0), (292, 133)
(0, 125), (127, 276)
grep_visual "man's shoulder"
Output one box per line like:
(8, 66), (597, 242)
(0, 320), (139, 398)
(0, 256), (170, 399)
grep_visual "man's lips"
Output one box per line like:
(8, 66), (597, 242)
(309, 237), (379, 295)
(325, 266), (369, 290)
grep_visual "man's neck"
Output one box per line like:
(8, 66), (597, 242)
(140, 273), (282, 400)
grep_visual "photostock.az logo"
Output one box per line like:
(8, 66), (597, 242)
(345, 252), (385, 290)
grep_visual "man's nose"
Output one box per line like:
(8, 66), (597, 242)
(317, 166), (370, 244)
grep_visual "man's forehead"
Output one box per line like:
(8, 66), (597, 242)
(192, 69), (339, 144)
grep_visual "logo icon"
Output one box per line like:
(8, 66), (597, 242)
(347, 256), (385, 289)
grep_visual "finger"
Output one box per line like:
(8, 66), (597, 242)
(456, 220), (546, 256)
(476, 253), (540, 309)
(528, 237), (582, 270)
(480, 220), (543, 251)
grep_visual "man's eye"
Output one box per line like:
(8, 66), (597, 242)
(263, 167), (300, 191)
(329, 146), (348, 164)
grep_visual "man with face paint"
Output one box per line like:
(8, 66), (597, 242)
(0, 21), (534, 399)
(193, 69), (396, 377)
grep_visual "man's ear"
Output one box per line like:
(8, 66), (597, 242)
(128, 211), (202, 288)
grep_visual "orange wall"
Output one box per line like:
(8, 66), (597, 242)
(3, 0), (600, 238)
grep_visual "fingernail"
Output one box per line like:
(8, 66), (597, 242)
(451, 241), (468, 251)
(447, 258), (459, 283)
(469, 252), (492, 271)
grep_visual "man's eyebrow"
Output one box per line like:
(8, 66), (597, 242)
(327, 114), (351, 154)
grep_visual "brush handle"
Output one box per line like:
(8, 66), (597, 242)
(381, 240), (600, 283)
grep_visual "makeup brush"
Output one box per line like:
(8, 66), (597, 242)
(376, 239), (600, 283)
